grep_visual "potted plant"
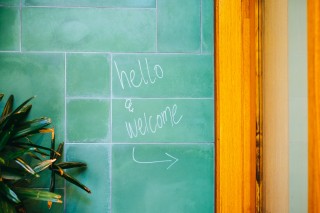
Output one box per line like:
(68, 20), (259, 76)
(0, 93), (91, 212)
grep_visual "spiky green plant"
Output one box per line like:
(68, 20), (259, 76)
(0, 94), (91, 212)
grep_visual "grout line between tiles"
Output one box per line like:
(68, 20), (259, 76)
(66, 97), (214, 100)
(67, 142), (215, 145)
(19, 0), (22, 52)
(200, 0), (203, 53)
(24, 5), (157, 10)
(8, 51), (208, 55)
(155, 0), (158, 52)
(0, 51), (21, 53)
(64, 52), (67, 212)
(109, 54), (113, 213)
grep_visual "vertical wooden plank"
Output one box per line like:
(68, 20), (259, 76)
(256, 0), (263, 211)
(263, 0), (289, 212)
(215, 0), (256, 212)
(308, 0), (320, 212)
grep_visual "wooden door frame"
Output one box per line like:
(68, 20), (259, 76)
(308, 0), (320, 212)
(215, 0), (259, 212)
(216, 0), (320, 211)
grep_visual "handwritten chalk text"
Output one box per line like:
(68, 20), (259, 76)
(125, 104), (183, 138)
(114, 58), (164, 90)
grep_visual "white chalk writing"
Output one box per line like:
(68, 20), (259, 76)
(114, 58), (164, 90)
(125, 104), (183, 138)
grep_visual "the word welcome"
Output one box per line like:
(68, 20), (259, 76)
(125, 104), (183, 138)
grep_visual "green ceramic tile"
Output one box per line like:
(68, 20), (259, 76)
(0, 0), (20, 6)
(23, 0), (155, 8)
(112, 54), (213, 98)
(112, 144), (214, 213)
(65, 144), (110, 213)
(157, 0), (200, 52)
(202, 0), (214, 53)
(23, 189), (64, 213)
(22, 8), (156, 52)
(0, 7), (20, 51)
(112, 99), (214, 143)
(67, 53), (111, 97)
(67, 99), (110, 142)
(0, 53), (65, 143)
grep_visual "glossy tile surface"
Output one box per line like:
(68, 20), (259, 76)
(0, 7), (20, 50)
(65, 144), (110, 213)
(67, 99), (110, 143)
(67, 53), (111, 97)
(23, 189), (64, 213)
(22, 8), (156, 52)
(157, 0), (200, 52)
(202, 0), (214, 53)
(112, 144), (214, 213)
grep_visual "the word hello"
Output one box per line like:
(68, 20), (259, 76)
(114, 58), (164, 90)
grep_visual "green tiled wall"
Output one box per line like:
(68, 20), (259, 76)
(157, 0), (201, 52)
(0, 7), (20, 50)
(67, 99), (110, 143)
(67, 54), (111, 97)
(0, 1), (214, 212)
(22, 8), (156, 52)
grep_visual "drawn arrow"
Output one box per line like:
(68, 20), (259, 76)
(132, 147), (179, 170)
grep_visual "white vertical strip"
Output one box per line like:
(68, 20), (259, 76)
(155, 0), (158, 52)
(288, 0), (308, 212)
(64, 52), (67, 211)
(19, 0), (22, 52)
(200, 0), (203, 53)
(109, 54), (113, 212)
(263, 0), (289, 212)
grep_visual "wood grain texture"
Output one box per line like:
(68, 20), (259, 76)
(215, 0), (256, 212)
(308, 0), (320, 212)
(262, 0), (289, 212)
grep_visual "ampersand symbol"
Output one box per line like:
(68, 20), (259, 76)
(125, 99), (134, 112)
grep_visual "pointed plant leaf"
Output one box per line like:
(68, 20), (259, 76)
(12, 142), (60, 157)
(10, 96), (35, 116)
(0, 93), (4, 102)
(0, 96), (35, 129)
(54, 162), (87, 169)
(0, 129), (13, 151)
(26, 152), (42, 161)
(50, 129), (55, 159)
(13, 105), (32, 124)
(0, 147), (36, 163)
(0, 196), (17, 213)
(14, 158), (37, 176)
(14, 188), (62, 203)
(0, 181), (21, 204)
(49, 169), (56, 193)
(53, 169), (91, 194)
(33, 159), (56, 173)
(13, 117), (51, 139)
(1, 166), (26, 181)
(53, 142), (64, 159)
(9, 143), (50, 158)
(1, 95), (13, 119)
(0, 157), (5, 165)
